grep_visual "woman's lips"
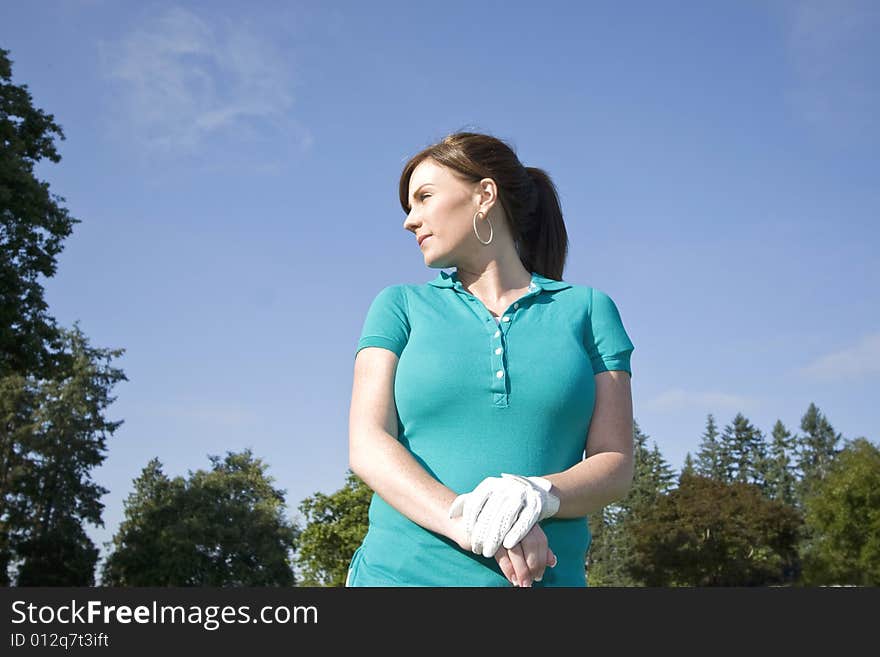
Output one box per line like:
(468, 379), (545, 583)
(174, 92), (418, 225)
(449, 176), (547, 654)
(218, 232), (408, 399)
(419, 236), (432, 248)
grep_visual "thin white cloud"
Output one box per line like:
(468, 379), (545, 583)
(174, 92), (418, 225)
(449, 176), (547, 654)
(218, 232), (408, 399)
(782, 0), (880, 144)
(99, 6), (308, 155)
(643, 389), (757, 413)
(797, 332), (880, 382)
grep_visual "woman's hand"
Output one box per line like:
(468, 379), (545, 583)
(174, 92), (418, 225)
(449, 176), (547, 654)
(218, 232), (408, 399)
(495, 523), (556, 587)
(447, 473), (560, 558)
(448, 507), (556, 587)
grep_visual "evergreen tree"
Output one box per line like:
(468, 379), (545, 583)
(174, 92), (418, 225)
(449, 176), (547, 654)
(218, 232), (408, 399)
(100, 459), (183, 586)
(795, 403), (842, 501)
(0, 372), (35, 584)
(5, 324), (125, 585)
(695, 414), (731, 481)
(763, 420), (799, 508)
(631, 422), (676, 509)
(720, 413), (768, 488)
(0, 48), (77, 381)
(1, 48), (126, 585)
(680, 452), (696, 481)
(587, 420), (675, 586)
(584, 503), (629, 586)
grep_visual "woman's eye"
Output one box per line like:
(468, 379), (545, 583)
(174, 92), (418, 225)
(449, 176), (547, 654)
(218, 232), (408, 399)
(420, 194), (430, 200)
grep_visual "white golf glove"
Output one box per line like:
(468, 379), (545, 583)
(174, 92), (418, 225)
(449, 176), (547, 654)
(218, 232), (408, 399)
(448, 473), (560, 558)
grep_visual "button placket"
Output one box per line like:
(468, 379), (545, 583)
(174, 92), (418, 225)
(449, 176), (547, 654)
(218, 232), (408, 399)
(451, 277), (544, 405)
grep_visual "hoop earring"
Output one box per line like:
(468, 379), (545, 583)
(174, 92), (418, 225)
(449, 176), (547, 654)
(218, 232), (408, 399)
(473, 211), (493, 245)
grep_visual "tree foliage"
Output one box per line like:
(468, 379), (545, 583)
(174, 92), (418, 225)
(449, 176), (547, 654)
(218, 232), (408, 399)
(795, 403), (842, 501)
(721, 413), (768, 487)
(799, 437), (880, 586)
(296, 405), (872, 588)
(586, 420), (675, 586)
(0, 47), (78, 381)
(627, 472), (803, 586)
(764, 419), (799, 508)
(680, 452), (696, 480)
(101, 450), (300, 586)
(0, 47), (127, 586)
(695, 414), (728, 481)
(2, 324), (125, 585)
(294, 470), (371, 586)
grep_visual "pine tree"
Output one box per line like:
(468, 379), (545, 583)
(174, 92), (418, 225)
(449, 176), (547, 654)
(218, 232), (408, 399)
(587, 420), (675, 586)
(1, 48), (126, 585)
(6, 324), (125, 585)
(695, 414), (729, 481)
(646, 444), (677, 500)
(619, 422), (676, 515)
(795, 403), (842, 501)
(763, 420), (799, 508)
(680, 452), (696, 481)
(720, 413), (768, 487)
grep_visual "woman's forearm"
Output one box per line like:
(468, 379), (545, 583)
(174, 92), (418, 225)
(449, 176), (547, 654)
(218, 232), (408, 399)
(350, 427), (465, 545)
(543, 451), (634, 518)
(350, 429), (632, 541)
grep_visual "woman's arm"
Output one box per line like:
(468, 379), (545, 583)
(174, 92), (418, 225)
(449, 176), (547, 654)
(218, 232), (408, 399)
(350, 346), (558, 585)
(349, 346), (468, 547)
(542, 369), (635, 517)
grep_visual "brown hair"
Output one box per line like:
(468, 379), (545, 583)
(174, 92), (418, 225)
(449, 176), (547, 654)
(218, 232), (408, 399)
(398, 131), (568, 281)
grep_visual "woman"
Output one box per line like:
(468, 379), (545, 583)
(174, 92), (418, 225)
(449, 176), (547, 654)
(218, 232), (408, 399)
(346, 131), (635, 587)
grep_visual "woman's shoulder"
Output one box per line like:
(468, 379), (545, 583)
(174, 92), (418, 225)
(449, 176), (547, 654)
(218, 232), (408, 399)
(363, 284), (410, 314)
(552, 283), (630, 324)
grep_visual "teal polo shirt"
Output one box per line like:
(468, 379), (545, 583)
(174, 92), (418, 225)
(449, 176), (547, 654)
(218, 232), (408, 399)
(346, 269), (634, 587)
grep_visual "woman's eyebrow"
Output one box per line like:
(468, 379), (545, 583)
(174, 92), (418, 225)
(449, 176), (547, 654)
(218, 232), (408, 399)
(409, 183), (433, 202)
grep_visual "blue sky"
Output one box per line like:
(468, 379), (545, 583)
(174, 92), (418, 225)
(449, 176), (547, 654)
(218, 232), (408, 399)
(2, 0), (878, 575)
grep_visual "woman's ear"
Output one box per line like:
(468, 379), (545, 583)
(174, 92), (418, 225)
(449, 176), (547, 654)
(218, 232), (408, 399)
(477, 178), (498, 212)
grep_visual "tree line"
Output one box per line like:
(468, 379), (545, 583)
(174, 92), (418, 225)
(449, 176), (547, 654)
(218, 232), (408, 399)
(296, 408), (879, 587)
(2, 46), (877, 587)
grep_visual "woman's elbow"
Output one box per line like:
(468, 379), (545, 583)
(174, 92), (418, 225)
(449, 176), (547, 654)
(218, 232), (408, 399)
(614, 453), (635, 501)
(348, 433), (367, 479)
(348, 429), (379, 480)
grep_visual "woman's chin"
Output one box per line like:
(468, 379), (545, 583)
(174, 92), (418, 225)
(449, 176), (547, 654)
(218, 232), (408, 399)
(421, 244), (454, 268)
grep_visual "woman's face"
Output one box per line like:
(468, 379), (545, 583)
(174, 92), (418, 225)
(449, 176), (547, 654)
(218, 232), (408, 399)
(403, 159), (489, 269)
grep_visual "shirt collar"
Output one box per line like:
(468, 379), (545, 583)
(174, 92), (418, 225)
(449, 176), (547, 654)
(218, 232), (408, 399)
(427, 269), (572, 292)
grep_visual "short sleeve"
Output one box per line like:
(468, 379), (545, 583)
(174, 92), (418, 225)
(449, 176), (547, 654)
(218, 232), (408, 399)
(355, 285), (411, 358)
(584, 287), (635, 377)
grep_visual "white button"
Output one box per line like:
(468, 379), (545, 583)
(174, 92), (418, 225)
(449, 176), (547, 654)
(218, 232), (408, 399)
(496, 370), (504, 378)
(494, 330), (500, 338)
(502, 316), (510, 322)
(514, 303), (519, 309)
(495, 347), (502, 355)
